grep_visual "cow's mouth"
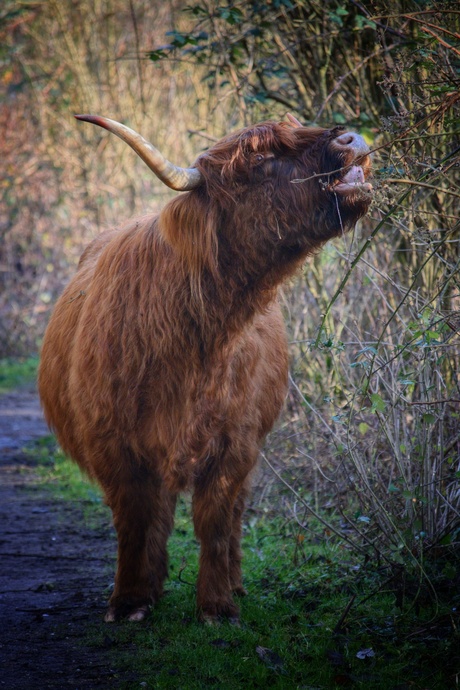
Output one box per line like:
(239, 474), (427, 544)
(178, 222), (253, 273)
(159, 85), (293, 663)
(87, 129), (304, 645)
(331, 161), (372, 196)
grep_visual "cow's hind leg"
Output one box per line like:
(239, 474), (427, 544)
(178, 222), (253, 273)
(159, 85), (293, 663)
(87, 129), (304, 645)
(99, 459), (176, 622)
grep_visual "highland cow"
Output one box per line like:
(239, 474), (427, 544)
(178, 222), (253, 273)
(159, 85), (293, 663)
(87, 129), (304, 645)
(38, 113), (372, 623)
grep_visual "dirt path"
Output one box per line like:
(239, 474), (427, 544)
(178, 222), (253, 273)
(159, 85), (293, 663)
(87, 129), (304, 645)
(0, 389), (131, 689)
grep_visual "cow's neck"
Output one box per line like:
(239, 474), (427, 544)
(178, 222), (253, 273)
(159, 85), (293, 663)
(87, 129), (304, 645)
(185, 231), (308, 355)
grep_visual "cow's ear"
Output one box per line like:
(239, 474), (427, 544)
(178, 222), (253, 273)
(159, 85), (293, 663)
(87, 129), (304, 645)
(159, 192), (219, 283)
(286, 113), (303, 128)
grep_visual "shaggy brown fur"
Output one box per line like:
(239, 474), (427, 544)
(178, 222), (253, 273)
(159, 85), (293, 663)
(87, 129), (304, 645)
(38, 118), (371, 623)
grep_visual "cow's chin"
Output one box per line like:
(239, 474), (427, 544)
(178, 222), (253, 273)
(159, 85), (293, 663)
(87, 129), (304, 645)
(338, 186), (373, 209)
(329, 189), (372, 233)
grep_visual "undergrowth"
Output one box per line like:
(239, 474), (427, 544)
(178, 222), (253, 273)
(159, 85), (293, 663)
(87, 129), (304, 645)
(34, 439), (460, 690)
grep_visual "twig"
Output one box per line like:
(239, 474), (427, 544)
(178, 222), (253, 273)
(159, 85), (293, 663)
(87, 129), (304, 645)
(349, 0), (406, 38)
(333, 594), (356, 633)
(404, 15), (460, 41)
(364, 100), (460, 158)
(407, 399), (460, 406)
(177, 558), (194, 587)
(187, 129), (219, 143)
(261, 452), (367, 555)
(129, 0), (145, 111)
(314, 145), (460, 347)
(385, 178), (460, 201)
(420, 26), (460, 56)
(315, 43), (396, 121)
(357, 573), (402, 608)
(371, 10), (460, 20)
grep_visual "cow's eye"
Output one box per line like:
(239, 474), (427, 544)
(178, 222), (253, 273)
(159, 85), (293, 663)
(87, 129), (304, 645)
(250, 152), (274, 165)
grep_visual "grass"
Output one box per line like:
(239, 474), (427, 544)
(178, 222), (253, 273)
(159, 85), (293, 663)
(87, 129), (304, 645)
(0, 356), (38, 393)
(33, 441), (459, 689)
(32, 436), (107, 519)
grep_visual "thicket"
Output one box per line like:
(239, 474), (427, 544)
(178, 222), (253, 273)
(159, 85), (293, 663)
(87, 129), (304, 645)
(0, 0), (223, 353)
(1, 0), (459, 578)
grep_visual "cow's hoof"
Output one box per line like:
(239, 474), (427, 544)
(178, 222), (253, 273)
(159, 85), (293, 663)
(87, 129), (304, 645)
(228, 616), (241, 626)
(128, 605), (149, 622)
(104, 607), (117, 623)
(202, 613), (218, 626)
(104, 602), (150, 623)
(199, 599), (240, 625)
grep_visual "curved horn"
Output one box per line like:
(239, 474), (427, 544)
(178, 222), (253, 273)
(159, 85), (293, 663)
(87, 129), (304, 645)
(75, 114), (203, 191)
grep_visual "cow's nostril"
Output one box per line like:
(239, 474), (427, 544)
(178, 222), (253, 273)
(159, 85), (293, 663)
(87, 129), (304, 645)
(336, 133), (354, 147)
(334, 131), (370, 157)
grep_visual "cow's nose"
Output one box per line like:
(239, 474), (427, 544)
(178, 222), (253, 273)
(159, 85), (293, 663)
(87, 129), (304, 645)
(334, 131), (370, 157)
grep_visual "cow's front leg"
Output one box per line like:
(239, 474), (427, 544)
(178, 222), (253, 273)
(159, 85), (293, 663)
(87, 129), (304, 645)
(101, 462), (176, 622)
(192, 460), (248, 623)
(229, 488), (249, 597)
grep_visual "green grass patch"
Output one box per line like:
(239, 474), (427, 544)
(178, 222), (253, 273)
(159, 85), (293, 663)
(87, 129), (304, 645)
(32, 436), (107, 521)
(99, 521), (458, 690)
(34, 442), (460, 689)
(0, 356), (39, 393)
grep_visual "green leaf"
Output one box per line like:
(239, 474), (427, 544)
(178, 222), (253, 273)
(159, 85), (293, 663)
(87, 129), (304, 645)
(357, 346), (377, 355)
(148, 49), (168, 62)
(355, 15), (377, 30)
(370, 393), (385, 414)
(332, 112), (347, 124)
(443, 562), (456, 580)
(425, 329), (442, 343)
(218, 7), (244, 25)
(350, 361), (368, 369)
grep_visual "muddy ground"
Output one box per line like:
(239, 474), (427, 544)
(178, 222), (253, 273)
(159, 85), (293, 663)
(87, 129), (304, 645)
(0, 388), (133, 689)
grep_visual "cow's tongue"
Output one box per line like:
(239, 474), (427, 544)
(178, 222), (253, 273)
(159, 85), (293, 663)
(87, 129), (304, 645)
(344, 166), (365, 184)
(334, 165), (372, 193)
